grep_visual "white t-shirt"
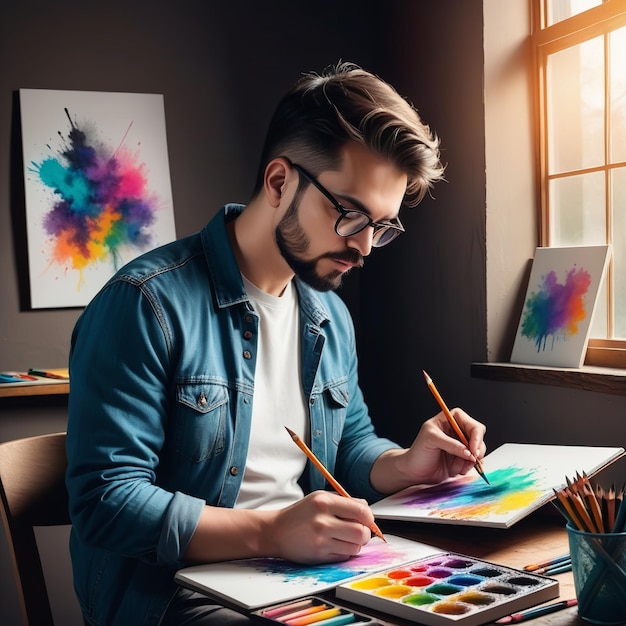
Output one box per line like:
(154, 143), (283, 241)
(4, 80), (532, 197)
(234, 277), (309, 510)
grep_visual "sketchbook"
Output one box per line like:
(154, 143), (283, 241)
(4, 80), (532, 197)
(370, 443), (625, 529)
(175, 534), (443, 610)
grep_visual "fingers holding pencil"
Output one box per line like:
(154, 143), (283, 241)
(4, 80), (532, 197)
(421, 371), (488, 483)
(285, 427), (387, 543)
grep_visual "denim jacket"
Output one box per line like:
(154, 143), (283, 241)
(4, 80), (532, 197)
(66, 204), (398, 625)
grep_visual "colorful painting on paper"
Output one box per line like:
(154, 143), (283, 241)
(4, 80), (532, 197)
(20, 89), (176, 308)
(510, 246), (610, 367)
(370, 443), (624, 528)
(175, 534), (443, 610)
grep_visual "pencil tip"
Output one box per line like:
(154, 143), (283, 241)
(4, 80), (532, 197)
(284, 426), (297, 439)
(422, 370), (430, 382)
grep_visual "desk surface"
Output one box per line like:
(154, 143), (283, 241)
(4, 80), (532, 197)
(330, 510), (586, 626)
(0, 381), (69, 398)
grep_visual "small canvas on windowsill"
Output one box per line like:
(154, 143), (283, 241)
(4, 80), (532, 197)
(510, 245), (611, 368)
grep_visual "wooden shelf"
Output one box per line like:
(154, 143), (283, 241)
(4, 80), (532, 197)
(471, 362), (626, 395)
(0, 382), (69, 398)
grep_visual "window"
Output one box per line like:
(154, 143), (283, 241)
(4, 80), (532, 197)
(533, 0), (626, 367)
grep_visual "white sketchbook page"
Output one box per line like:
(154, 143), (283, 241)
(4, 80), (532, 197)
(510, 245), (611, 368)
(175, 534), (443, 610)
(370, 444), (625, 528)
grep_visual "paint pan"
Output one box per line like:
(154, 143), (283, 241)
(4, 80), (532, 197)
(335, 552), (559, 626)
(253, 596), (381, 625)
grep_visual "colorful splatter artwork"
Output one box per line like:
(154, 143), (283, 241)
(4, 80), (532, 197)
(21, 89), (176, 308)
(398, 466), (544, 522)
(510, 246), (610, 367)
(29, 108), (158, 288)
(245, 539), (421, 585)
(520, 266), (590, 352)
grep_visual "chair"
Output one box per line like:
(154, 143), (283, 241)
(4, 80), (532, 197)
(0, 432), (70, 626)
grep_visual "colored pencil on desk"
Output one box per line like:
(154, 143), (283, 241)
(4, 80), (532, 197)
(495, 598), (577, 624)
(422, 371), (489, 485)
(284, 426), (387, 543)
(523, 553), (570, 571)
(536, 561), (572, 576)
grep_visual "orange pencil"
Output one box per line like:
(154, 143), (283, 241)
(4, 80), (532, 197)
(284, 426), (386, 543)
(422, 371), (490, 485)
(580, 474), (604, 533)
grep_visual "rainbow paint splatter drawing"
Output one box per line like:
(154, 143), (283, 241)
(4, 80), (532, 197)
(175, 535), (443, 610)
(335, 552), (559, 626)
(370, 444), (624, 528)
(510, 246), (610, 367)
(20, 89), (176, 309)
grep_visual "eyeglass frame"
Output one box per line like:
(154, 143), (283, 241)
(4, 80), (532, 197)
(290, 162), (405, 248)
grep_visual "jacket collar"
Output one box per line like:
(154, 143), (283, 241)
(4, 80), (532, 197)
(201, 204), (331, 327)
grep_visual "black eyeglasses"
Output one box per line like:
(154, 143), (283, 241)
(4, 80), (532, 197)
(291, 163), (405, 248)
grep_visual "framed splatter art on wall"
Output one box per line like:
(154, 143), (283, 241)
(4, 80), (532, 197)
(510, 245), (611, 368)
(20, 89), (176, 309)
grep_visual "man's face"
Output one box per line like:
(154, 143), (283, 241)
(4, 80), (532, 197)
(275, 144), (407, 291)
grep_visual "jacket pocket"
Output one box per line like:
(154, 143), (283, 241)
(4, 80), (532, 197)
(325, 382), (350, 445)
(175, 382), (227, 462)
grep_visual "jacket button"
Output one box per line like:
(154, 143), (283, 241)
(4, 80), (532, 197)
(243, 330), (252, 339)
(243, 350), (252, 359)
(229, 466), (239, 476)
(310, 398), (316, 405)
(198, 392), (208, 408)
(244, 315), (253, 323)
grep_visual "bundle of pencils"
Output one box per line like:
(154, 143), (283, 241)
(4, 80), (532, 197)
(552, 473), (626, 534)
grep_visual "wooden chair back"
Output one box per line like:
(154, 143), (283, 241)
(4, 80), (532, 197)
(0, 432), (70, 626)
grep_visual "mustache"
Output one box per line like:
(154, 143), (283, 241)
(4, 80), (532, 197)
(321, 249), (364, 268)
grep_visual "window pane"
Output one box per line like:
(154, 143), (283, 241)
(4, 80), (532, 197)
(549, 171), (606, 243)
(613, 167), (626, 338)
(547, 38), (604, 173)
(546, 0), (603, 26)
(610, 26), (626, 163)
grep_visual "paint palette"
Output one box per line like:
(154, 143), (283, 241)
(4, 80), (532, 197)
(253, 596), (382, 625)
(335, 552), (559, 626)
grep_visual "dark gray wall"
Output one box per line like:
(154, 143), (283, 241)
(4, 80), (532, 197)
(0, 2), (386, 623)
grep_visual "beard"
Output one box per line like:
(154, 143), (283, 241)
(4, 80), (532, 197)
(275, 194), (363, 292)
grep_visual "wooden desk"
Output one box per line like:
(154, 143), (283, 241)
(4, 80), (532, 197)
(0, 382), (69, 398)
(329, 511), (586, 625)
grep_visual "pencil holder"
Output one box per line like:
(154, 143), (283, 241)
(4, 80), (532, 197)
(567, 524), (626, 625)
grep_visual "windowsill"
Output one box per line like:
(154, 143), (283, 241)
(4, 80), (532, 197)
(471, 362), (626, 395)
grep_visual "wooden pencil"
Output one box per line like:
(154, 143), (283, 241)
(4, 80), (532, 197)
(284, 426), (387, 543)
(581, 474), (604, 534)
(422, 371), (489, 485)
(606, 486), (616, 532)
(566, 486), (597, 533)
(612, 485), (626, 532)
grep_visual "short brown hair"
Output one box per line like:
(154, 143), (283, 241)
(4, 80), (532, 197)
(254, 61), (444, 207)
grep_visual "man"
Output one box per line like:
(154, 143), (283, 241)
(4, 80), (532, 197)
(66, 62), (486, 625)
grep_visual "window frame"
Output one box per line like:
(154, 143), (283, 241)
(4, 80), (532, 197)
(532, 0), (626, 369)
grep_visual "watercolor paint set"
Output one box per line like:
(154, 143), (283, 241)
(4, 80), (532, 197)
(335, 552), (559, 626)
(253, 596), (382, 625)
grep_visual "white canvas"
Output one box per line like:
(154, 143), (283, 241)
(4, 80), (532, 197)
(510, 245), (611, 367)
(20, 89), (176, 309)
(370, 443), (624, 528)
